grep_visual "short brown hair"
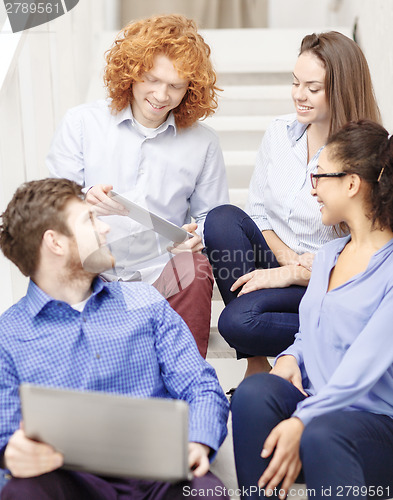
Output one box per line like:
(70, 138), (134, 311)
(0, 178), (83, 277)
(104, 14), (220, 128)
(300, 31), (381, 137)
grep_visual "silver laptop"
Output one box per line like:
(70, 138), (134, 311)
(109, 191), (194, 244)
(20, 384), (191, 482)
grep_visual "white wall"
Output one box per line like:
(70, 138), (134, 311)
(268, 0), (348, 30)
(268, 0), (393, 131)
(120, 0), (268, 29)
(347, 0), (393, 132)
(327, 0), (393, 131)
(0, 0), (105, 312)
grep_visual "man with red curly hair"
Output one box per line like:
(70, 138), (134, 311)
(47, 14), (229, 358)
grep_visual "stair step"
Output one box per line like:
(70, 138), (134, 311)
(222, 85), (290, 100)
(207, 326), (236, 359)
(217, 85), (293, 116)
(220, 131), (263, 151)
(211, 296), (225, 326)
(206, 115), (272, 150)
(223, 150), (256, 167)
(229, 188), (248, 209)
(218, 72), (292, 86)
(200, 28), (301, 72)
(226, 168), (253, 189)
(206, 115), (273, 131)
(212, 285), (222, 301)
(202, 27), (351, 74)
(226, 170), (254, 189)
(224, 151), (255, 188)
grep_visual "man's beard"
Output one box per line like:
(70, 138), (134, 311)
(60, 238), (113, 286)
(68, 236), (115, 277)
(59, 242), (98, 286)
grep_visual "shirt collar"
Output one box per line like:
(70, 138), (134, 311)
(26, 277), (109, 317)
(114, 103), (177, 136)
(114, 103), (134, 126)
(287, 117), (308, 146)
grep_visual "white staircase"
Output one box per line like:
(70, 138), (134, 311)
(203, 29), (298, 364)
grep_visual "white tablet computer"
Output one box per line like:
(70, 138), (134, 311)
(109, 191), (193, 244)
(20, 384), (191, 482)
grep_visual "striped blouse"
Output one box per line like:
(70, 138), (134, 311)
(245, 114), (338, 254)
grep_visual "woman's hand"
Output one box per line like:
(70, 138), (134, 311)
(231, 266), (298, 295)
(270, 356), (307, 396)
(297, 252), (315, 272)
(258, 418), (304, 499)
(231, 262), (312, 295)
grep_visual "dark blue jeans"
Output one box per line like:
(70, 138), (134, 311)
(204, 205), (306, 357)
(232, 374), (393, 500)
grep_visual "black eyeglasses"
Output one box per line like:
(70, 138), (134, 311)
(310, 172), (347, 189)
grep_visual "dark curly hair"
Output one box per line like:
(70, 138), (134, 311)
(0, 178), (83, 277)
(326, 120), (393, 231)
(104, 14), (220, 128)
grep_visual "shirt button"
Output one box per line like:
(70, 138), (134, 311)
(83, 317), (87, 322)
(96, 353), (100, 359)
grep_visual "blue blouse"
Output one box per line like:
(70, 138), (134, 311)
(280, 236), (393, 425)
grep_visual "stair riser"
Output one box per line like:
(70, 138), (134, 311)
(216, 131), (265, 151)
(229, 189), (248, 209)
(217, 72), (292, 86)
(216, 99), (293, 116)
(226, 165), (254, 188)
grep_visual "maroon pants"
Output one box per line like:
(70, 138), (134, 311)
(153, 253), (214, 358)
(1, 470), (230, 500)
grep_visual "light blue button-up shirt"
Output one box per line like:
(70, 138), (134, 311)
(246, 114), (338, 254)
(280, 236), (393, 426)
(46, 99), (229, 282)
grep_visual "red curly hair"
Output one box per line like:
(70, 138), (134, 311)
(104, 14), (220, 129)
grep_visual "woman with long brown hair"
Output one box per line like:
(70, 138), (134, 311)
(205, 31), (381, 378)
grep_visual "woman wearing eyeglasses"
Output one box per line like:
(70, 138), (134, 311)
(204, 31), (381, 377)
(232, 119), (393, 499)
